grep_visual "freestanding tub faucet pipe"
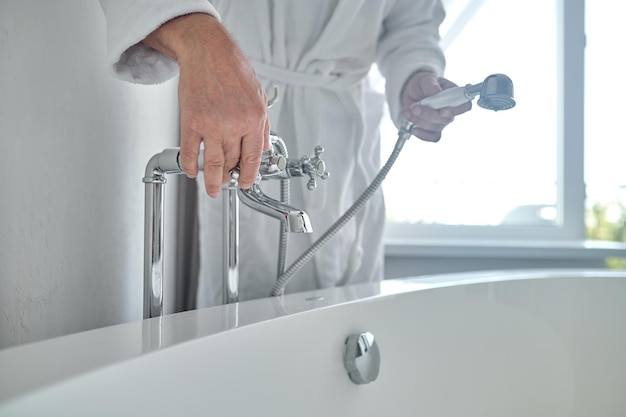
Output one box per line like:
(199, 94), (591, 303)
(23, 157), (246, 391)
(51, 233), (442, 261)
(143, 148), (247, 319)
(222, 171), (240, 305)
(142, 148), (185, 319)
(142, 134), (327, 319)
(143, 148), (248, 319)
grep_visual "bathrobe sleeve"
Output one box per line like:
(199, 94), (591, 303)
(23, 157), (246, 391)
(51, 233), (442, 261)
(376, 0), (446, 126)
(98, 0), (220, 84)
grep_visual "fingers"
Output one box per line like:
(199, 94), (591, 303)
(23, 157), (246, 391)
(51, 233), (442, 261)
(416, 74), (443, 98)
(179, 112), (226, 198)
(403, 100), (473, 142)
(400, 72), (451, 142)
(203, 121), (266, 197)
(400, 74), (473, 143)
(402, 104), (454, 142)
(196, 136), (225, 198)
(401, 71), (442, 107)
(233, 118), (268, 189)
(179, 114), (204, 179)
(263, 118), (271, 152)
(179, 136), (202, 179)
(436, 77), (457, 91)
(222, 136), (241, 186)
(180, 111), (267, 198)
(179, 106), (267, 198)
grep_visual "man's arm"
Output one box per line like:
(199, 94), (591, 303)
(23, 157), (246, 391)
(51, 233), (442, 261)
(98, 1), (269, 196)
(143, 13), (269, 197)
(377, 0), (470, 141)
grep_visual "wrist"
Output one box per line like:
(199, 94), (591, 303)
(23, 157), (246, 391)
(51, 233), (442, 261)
(142, 13), (222, 62)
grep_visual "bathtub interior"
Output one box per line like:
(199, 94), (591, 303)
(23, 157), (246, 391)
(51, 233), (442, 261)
(1, 269), (626, 416)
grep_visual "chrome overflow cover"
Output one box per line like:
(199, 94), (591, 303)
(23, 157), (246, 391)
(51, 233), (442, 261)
(344, 332), (380, 385)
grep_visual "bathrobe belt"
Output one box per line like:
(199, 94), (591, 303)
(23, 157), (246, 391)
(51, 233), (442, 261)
(251, 60), (367, 91)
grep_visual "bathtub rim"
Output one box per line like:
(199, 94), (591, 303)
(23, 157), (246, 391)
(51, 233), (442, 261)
(1, 267), (625, 404)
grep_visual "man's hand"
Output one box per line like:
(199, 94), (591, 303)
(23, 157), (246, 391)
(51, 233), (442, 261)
(143, 13), (269, 197)
(400, 71), (471, 142)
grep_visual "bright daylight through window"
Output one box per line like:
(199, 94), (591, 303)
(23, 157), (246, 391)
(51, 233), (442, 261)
(377, 0), (626, 247)
(584, 0), (626, 245)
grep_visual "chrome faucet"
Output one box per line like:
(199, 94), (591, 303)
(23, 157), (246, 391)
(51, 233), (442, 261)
(142, 134), (328, 319)
(237, 135), (329, 233)
(238, 184), (313, 233)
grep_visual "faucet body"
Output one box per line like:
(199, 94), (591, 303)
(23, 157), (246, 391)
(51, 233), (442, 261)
(142, 135), (328, 319)
(238, 186), (313, 233)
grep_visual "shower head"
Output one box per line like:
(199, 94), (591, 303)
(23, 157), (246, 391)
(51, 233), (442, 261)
(471, 74), (516, 111)
(418, 73), (515, 111)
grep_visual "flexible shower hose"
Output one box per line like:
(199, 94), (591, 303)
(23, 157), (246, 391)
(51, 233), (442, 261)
(270, 73), (513, 296)
(271, 129), (412, 296)
(273, 136), (290, 277)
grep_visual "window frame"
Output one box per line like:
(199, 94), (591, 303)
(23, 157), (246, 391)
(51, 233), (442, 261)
(384, 0), (587, 244)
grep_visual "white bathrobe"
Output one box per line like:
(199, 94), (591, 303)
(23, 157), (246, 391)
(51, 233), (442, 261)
(99, 0), (445, 306)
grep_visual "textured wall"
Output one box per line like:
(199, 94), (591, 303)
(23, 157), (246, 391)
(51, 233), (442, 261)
(0, 1), (179, 348)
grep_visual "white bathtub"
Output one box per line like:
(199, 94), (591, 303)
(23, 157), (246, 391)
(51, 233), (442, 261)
(1, 269), (625, 416)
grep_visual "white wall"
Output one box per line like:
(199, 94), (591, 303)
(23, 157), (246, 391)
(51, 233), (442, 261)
(0, 1), (179, 348)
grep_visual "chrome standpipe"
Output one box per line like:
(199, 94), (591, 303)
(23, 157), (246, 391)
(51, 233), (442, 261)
(222, 172), (240, 305)
(142, 148), (183, 319)
(143, 148), (231, 319)
(143, 150), (241, 319)
(142, 178), (164, 319)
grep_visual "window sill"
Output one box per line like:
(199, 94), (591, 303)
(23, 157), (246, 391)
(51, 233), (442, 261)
(384, 238), (626, 261)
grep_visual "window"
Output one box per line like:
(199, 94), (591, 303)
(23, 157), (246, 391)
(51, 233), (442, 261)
(379, 0), (603, 244)
(584, 0), (626, 244)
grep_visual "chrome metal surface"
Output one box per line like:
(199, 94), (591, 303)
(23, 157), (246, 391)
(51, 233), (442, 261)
(142, 134), (322, 318)
(238, 133), (320, 233)
(344, 332), (381, 385)
(222, 172), (240, 305)
(266, 86), (279, 108)
(260, 135), (329, 186)
(279, 145), (330, 189)
(476, 73), (516, 111)
(238, 185), (313, 233)
(258, 149), (287, 178)
(142, 148), (210, 319)
(143, 180), (165, 319)
(142, 149), (182, 319)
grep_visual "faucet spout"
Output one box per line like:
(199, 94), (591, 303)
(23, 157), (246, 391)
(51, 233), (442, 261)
(238, 185), (313, 233)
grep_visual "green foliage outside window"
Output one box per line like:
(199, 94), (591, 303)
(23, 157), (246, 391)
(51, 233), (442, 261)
(586, 201), (626, 269)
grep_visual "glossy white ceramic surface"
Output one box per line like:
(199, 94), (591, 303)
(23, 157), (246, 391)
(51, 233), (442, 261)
(1, 269), (626, 416)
